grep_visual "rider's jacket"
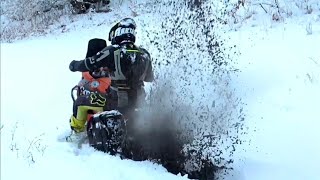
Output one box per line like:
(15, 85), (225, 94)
(70, 42), (154, 109)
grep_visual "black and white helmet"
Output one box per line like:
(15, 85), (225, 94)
(108, 18), (137, 45)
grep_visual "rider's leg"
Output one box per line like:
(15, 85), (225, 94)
(70, 95), (104, 133)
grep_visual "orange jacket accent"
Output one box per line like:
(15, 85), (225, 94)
(82, 72), (111, 94)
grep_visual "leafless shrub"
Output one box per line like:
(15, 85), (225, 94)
(229, 0), (247, 24)
(25, 133), (48, 165)
(306, 22), (313, 35)
(1, 0), (72, 42)
(295, 0), (314, 14)
(10, 122), (19, 153)
(309, 57), (320, 67)
(5, 120), (47, 165)
(224, 0), (319, 28)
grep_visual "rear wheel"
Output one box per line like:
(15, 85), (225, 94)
(87, 111), (126, 155)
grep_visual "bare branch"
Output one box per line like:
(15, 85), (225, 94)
(309, 57), (320, 67)
(259, 3), (268, 13)
(306, 22), (312, 35)
(26, 133), (45, 152)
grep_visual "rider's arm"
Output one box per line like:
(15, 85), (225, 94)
(140, 48), (154, 82)
(69, 46), (115, 72)
(144, 60), (154, 82)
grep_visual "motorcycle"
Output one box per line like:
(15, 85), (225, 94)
(70, 77), (216, 180)
(68, 38), (216, 180)
(70, 71), (125, 155)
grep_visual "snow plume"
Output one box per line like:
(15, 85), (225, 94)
(131, 0), (248, 177)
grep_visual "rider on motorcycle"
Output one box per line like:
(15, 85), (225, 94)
(69, 38), (111, 133)
(69, 18), (154, 133)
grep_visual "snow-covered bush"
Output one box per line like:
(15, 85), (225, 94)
(1, 0), (319, 42)
(1, 0), (71, 42)
(225, 0), (320, 26)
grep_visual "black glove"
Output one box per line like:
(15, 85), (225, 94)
(69, 60), (78, 72)
(69, 60), (89, 72)
(70, 53), (103, 72)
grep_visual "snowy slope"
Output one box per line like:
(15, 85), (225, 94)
(0, 36), (188, 180)
(1, 3), (320, 180)
(0, 14), (188, 180)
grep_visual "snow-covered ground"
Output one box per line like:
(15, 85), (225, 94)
(229, 16), (320, 179)
(1, 5), (320, 180)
